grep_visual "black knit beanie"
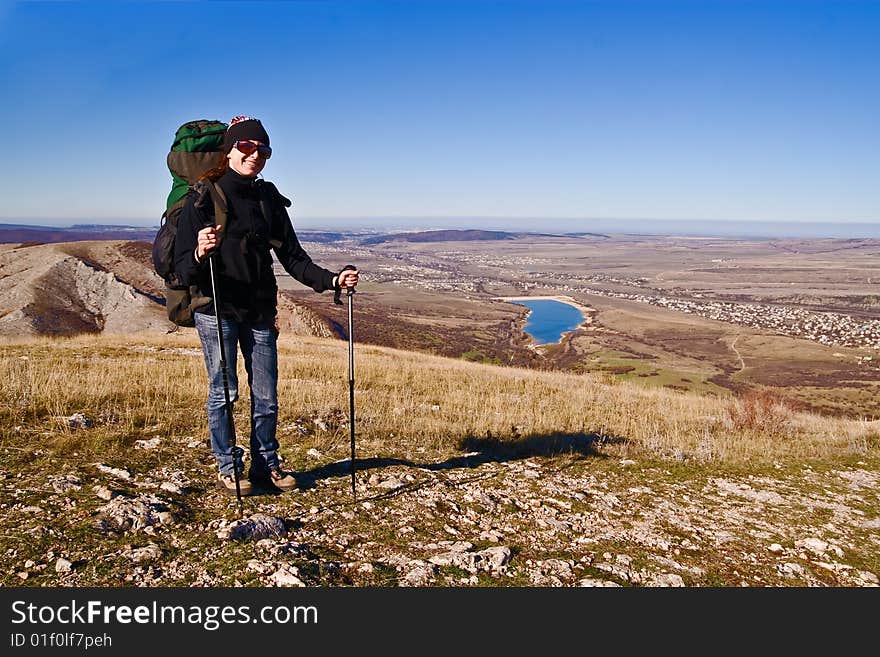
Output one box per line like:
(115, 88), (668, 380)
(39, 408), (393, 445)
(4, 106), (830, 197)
(224, 115), (271, 153)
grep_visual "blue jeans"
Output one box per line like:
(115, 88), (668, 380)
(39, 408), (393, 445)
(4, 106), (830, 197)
(194, 312), (280, 477)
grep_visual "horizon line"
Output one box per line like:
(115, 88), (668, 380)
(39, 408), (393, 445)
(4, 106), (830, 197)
(2, 217), (878, 228)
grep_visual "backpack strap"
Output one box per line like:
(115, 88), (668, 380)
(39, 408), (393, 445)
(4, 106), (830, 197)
(183, 180), (228, 318)
(192, 180), (229, 241)
(255, 180), (291, 250)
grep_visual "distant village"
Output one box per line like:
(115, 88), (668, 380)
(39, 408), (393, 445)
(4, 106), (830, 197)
(301, 241), (880, 354)
(527, 280), (880, 352)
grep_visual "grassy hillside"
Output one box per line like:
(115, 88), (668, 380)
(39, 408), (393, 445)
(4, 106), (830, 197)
(1, 333), (878, 587)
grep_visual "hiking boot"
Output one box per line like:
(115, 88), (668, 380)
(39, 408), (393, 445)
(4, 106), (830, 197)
(250, 467), (298, 492)
(217, 472), (253, 497)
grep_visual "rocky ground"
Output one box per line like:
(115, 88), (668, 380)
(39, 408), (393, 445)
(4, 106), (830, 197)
(2, 419), (878, 588)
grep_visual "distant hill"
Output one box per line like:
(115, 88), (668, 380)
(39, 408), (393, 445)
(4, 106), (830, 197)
(0, 223), (157, 245)
(360, 229), (611, 245)
(298, 231), (346, 244)
(0, 223), (349, 247)
(0, 224), (609, 247)
(361, 229), (522, 245)
(563, 231), (611, 238)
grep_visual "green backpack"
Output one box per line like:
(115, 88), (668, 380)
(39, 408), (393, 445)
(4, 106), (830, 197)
(152, 119), (292, 327)
(152, 120), (229, 327)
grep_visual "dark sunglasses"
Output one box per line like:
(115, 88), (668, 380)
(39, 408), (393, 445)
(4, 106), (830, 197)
(234, 140), (272, 159)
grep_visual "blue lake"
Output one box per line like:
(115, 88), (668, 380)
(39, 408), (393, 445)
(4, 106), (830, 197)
(510, 299), (586, 345)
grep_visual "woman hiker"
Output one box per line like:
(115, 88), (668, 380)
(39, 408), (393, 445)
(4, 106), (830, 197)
(174, 115), (360, 496)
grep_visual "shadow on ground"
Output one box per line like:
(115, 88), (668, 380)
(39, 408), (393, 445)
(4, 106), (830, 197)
(294, 431), (627, 490)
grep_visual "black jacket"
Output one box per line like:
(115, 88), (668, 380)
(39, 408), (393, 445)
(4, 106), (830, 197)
(173, 169), (336, 323)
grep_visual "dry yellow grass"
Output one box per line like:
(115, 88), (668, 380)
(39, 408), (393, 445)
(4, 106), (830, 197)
(1, 332), (878, 466)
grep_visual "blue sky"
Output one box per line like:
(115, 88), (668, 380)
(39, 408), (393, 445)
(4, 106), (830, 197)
(0, 0), (878, 231)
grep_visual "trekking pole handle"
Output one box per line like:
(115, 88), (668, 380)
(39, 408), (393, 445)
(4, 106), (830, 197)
(334, 264), (358, 305)
(197, 224), (222, 261)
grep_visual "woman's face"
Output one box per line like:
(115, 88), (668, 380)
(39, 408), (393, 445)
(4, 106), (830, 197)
(227, 140), (268, 178)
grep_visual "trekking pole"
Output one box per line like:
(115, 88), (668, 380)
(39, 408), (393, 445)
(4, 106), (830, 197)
(208, 252), (244, 517)
(335, 265), (358, 499)
(347, 285), (356, 499)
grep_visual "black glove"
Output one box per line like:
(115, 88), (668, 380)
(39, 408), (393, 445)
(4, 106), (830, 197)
(334, 264), (357, 305)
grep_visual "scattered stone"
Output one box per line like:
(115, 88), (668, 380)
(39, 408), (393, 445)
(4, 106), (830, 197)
(430, 550), (482, 573)
(95, 464), (132, 480)
(95, 494), (171, 534)
(256, 539), (275, 550)
(480, 529), (504, 542)
(540, 559), (575, 581)
(795, 538), (829, 556)
(768, 543), (784, 553)
(543, 497), (572, 510)
(158, 471), (190, 491)
(269, 566), (305, 587)
(67, 413), (93, 429)
(448, 541), (474, 552)
(216, 514), (287, 541)
(594, 562), (631, 582)
(402, 561), (436, 586)
(247, 560), (273, 575)
(855, 571), (879, 586)
(50, 474), (83, 493)
(93, 486), (117, 501)
(778, 563), (807, 578)
(377, 476), (404, 490)
(712, 479), (786, 504)
(55, 558), (73, 573)
(813, 561), (848, 574)
(479, 546), (512, 571)
(306, 448), (322, 459)
(578, 578), (622, 587)
(124, 544), (162, 564)
(645, 573), (686, 587)
(135, 438), (161, 450)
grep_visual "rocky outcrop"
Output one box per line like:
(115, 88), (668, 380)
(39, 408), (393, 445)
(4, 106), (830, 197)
(276, 293), (335, 338)
(0, 242), (170, 336)
(0, 241), (337, 339)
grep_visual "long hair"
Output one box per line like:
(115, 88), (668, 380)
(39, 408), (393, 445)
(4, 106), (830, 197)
(199, 151), (229, 182)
